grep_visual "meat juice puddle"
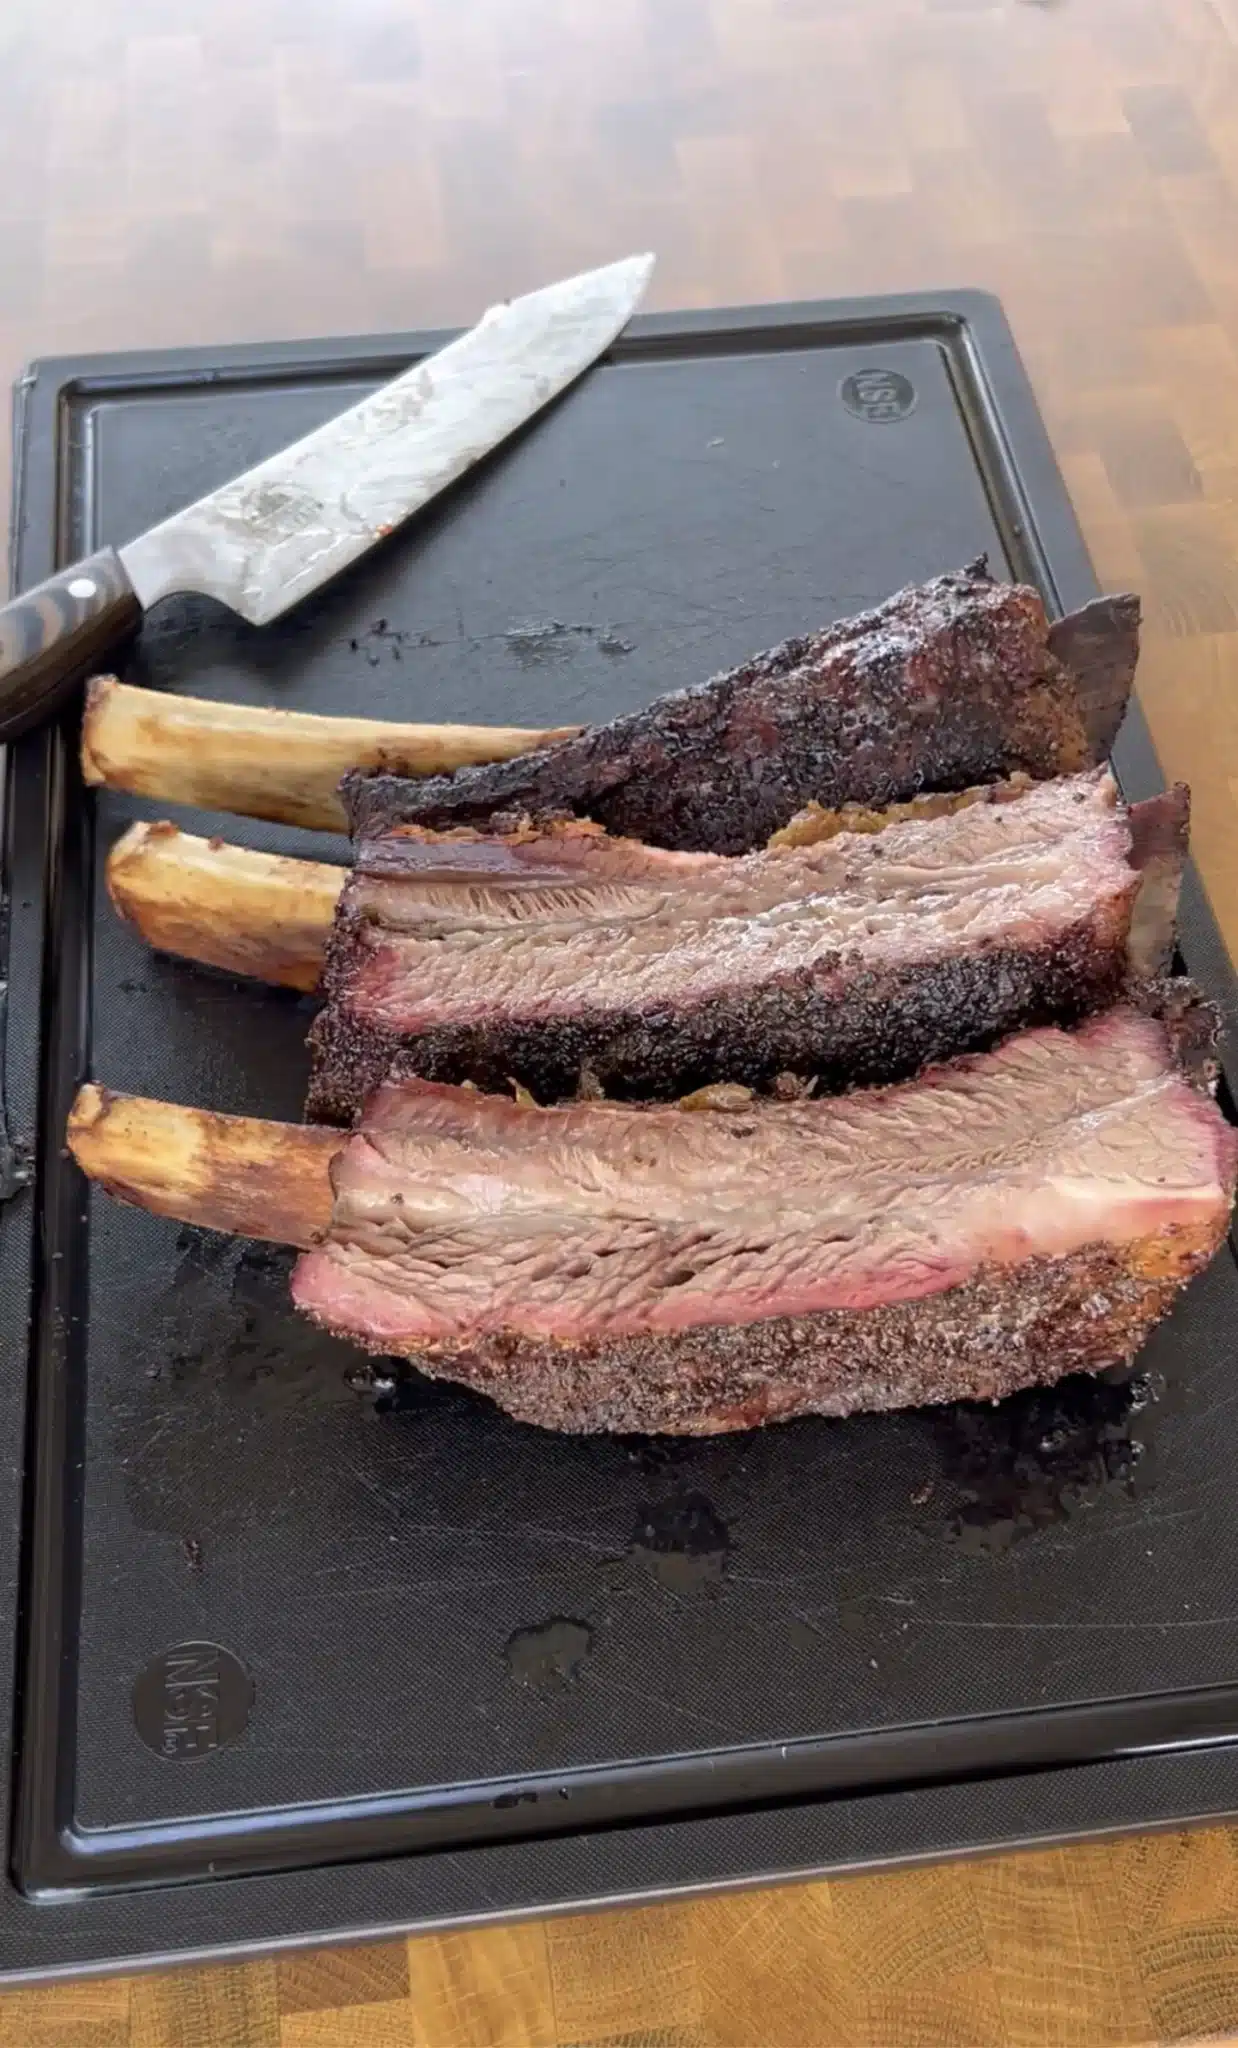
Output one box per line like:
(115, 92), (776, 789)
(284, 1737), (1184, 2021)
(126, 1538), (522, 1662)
(117, 1234), (736, 1702)
(799, 1371), (1168, 1676)
(504, 1619), (595, 1691)
(116, 1233), (449, 1552)
(933, 1367), (1159, 1556)
(123, 1234), (1164, 1702)
(621, 1491), (732, 1594)
(155, 1234), (373, 1414)
(495, 1377), (1159, 1701)
(500, 1485), (732, 1691)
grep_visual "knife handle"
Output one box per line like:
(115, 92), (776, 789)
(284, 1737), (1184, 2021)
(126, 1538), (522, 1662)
(0, 549), (143, 742)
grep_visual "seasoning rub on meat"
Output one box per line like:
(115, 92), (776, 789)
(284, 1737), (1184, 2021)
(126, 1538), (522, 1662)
(68, 1005), (1236, 1435)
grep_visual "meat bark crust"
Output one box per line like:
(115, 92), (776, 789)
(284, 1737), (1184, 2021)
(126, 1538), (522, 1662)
(342, 564), (1140, 855)
(1127, 781), (1191, 976)
(308, 912), (1130, 1123)
(369, 1241), (1210, 1436)
(291, 1009), (1237, 1434)
(306, 769), (1149, 1122)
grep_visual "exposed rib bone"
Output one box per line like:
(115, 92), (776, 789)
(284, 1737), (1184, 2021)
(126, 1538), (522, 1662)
(81, 678), (582, 833)
(67, 1084), (338, 1249)
(106, 822), (342, 991)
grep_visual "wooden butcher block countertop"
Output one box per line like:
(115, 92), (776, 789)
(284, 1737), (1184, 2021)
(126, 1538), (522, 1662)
(6, 0), (1238, 2040)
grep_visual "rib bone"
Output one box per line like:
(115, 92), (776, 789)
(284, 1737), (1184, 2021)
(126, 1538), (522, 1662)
(107, 822), (342, 991)
(67, 1084), (338, 1248)
(81, 679), (582, 834)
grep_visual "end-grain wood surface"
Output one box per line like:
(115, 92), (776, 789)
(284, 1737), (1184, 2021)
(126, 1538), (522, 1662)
(4, 0), (1238, 2040)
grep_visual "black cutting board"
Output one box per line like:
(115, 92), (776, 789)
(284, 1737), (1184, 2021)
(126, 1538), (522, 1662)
(3, 291), (1238, 1980)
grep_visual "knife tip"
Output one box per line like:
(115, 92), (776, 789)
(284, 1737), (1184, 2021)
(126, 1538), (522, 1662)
(613, 249), (656, 305)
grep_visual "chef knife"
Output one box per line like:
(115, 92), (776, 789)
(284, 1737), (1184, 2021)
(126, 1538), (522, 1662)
(0, 252), (655, 742)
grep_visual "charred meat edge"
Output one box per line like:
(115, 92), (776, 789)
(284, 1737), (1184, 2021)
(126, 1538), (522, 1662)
(79, 575), (1136, 840)
(343, 564), (1140, 853)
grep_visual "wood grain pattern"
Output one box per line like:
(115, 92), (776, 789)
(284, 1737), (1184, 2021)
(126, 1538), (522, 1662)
(6, 0), (1238, 2039)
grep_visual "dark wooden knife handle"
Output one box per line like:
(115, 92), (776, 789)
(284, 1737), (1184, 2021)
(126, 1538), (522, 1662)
(0, 548), (142, 742)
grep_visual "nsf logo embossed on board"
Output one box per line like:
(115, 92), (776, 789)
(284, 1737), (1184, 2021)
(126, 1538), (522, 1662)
(133, 1641), (254, 1761)
(839, 368), (917, 424)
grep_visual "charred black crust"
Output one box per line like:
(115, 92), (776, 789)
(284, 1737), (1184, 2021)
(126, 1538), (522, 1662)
(342, 568), (1136, 856)
(1133, 975), (1223, 1091)
(1127, 785), (1190, 977)
(1047, 593), (1141, 754)
(1128, 783), (1190, 870)
(305, 901), (1133, 1124)
(308, 1240), (1213, 1435)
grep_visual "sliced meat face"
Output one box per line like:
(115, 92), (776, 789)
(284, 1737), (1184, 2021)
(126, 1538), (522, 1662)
(295, 1007), (1229, 1376)
(307, 769), (1159, 1119)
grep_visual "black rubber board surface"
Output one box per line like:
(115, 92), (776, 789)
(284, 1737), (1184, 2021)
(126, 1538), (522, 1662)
(3, 291), (1238, 1981)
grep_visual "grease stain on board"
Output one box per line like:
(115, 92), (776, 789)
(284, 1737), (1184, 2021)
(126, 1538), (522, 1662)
(504, 1618), (594, 1691)
(503, 619), (635, 666)
(627, 1491), (731, 1593)
(936, 1369), (1155, 1555)
(0, 1128), (32, 1203)
(130, 1231), (367, 1417)
(345, 615), (636, 668)
(117, 1228), (414, 1538)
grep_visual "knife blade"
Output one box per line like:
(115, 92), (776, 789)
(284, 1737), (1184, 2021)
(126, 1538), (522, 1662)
(0, 252), (655, 742)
